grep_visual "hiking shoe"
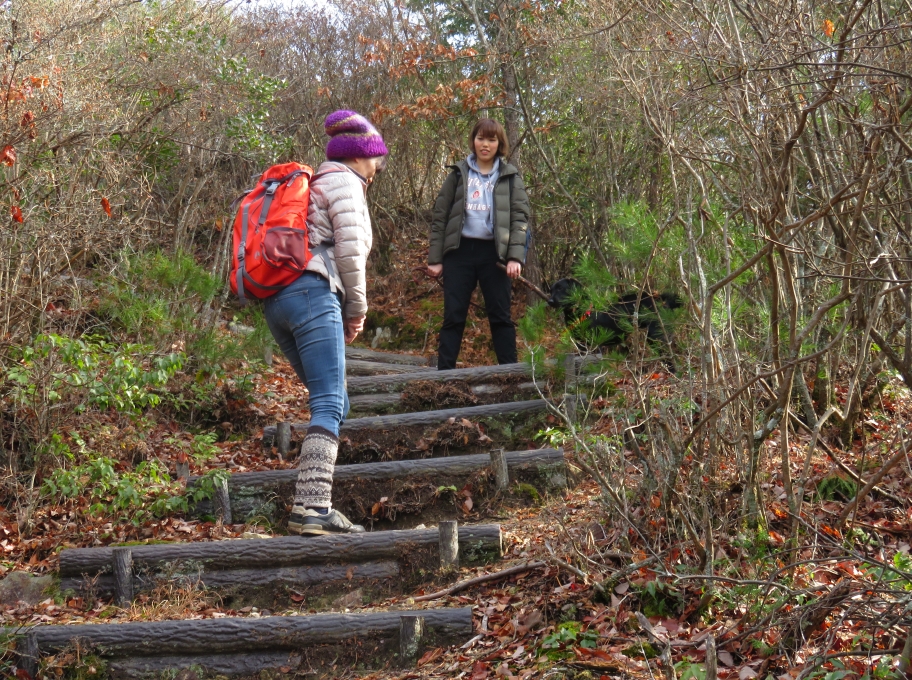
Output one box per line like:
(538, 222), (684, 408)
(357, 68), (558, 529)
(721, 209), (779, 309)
(288, 508), (365, 535)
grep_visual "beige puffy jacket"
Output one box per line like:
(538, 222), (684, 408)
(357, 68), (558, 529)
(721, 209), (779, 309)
(305, 161), (372, 319)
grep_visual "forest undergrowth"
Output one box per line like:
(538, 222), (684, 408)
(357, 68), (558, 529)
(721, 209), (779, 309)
(0, 241), (909, 680)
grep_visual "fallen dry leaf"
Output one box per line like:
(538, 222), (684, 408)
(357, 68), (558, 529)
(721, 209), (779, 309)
(418, 647), (444, 666)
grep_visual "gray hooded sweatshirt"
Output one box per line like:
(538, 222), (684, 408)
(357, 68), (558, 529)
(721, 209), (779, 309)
(461, 154), (500, 240)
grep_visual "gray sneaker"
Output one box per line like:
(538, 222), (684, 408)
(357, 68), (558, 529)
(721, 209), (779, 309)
(288, 508), (365, 535)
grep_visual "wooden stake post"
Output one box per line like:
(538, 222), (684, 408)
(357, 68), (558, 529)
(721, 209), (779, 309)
(399, 614), (425, 666)
(438, 521), (459, 570)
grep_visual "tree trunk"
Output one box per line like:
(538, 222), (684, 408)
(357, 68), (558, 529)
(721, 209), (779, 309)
(499, 51), (522, 169)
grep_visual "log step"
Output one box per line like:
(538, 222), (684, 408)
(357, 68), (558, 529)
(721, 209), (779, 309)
(346, 359), (430, 376)
(345, 347), (430, 366)
(18, 607), (473, 677)
(347, 362), (533, 395)
(349, 381), (541, 413)
(59, 524), (502, 603)
(187, 448), (567, 525)
(264, 399), (548, 442)
(193, 447), (564, 489)
(344, 356), (600, 395)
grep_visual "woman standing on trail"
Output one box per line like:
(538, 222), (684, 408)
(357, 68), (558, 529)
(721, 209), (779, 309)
(263, 110), (387, 535)
(427, 118), (531, 370)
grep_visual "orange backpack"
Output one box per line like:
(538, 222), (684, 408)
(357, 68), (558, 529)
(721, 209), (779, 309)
(229, 162), (338, 302)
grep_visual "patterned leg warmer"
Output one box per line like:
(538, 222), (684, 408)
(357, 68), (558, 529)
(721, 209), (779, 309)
(293, 426), (338, 509)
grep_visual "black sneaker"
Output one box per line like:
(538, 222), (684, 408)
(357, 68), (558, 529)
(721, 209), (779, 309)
(288, 508), (365, 535)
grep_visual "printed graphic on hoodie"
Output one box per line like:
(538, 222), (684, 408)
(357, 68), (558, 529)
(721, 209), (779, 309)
(466, 175), (497, 213)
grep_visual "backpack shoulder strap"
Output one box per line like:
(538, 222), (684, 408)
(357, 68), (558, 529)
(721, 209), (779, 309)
(307, 167), (352, 282)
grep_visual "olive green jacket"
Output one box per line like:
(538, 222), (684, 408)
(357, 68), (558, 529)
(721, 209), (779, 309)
(428, 159), (531, 265)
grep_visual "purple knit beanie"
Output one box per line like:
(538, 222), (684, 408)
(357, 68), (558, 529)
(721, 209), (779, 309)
(325, 110), (388, 160)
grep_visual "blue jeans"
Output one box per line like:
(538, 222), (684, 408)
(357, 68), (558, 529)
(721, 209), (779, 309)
(263, 272), (349, 436)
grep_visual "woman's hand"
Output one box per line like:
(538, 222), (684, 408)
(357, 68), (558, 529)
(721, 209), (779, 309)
(427, 264), (443, 278)
(506, 261), (522, 279)
(345, 316), (366, 344)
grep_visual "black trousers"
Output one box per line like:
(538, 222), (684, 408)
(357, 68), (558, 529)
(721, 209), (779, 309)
(438, 238), (517, 370)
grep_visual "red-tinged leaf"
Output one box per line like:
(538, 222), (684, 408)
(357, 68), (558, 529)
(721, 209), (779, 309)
(823, 19), (835, 37)
(16, 669), (33, 680)
(821, 525), (842, 539)
(471, 661), (490, 680)
(417, 647), (444, 666)
(101, 196), (112, 217)
(1, 145), (16, 166)
(289, 593), (304, 602)
(20, 110), (34, 127)
(10, 205), (22, 223)
(371, 502), (382, 516)
(575, 646), (614, 661)
(215, 218), (223, 231)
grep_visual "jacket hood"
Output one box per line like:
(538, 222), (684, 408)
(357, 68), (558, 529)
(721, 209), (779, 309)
(447, 158), (518, 177)
(466, 154), (501, 175)
(316, 161), (367, 184)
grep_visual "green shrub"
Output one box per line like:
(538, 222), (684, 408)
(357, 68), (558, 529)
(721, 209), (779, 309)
(41, 452), (186, 523)
(165, 431), (220, 463)
(40, 437), (227, 524)
(539, 621), (598, 660)
(6, 333), (183, 415)
(96, 249), (271, 374)
(636, 579), (683, 617)
(3, 333), (183, 467)
(816, 475), (858, 502)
